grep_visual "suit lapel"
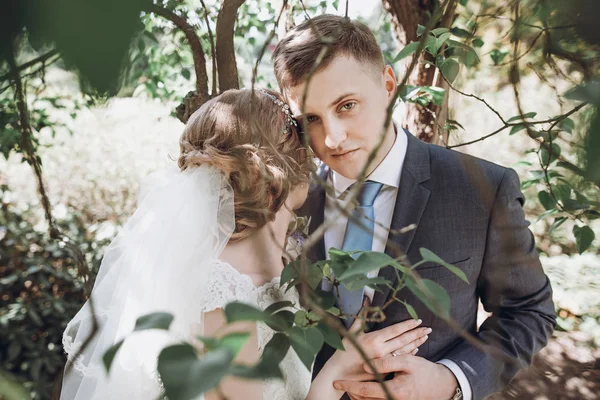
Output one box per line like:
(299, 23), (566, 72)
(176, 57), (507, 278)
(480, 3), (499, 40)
(372, 130), (431, 308)
(305, 164), (328, 262)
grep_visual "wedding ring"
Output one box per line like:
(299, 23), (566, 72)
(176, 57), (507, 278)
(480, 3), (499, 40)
(391, 351), (398, 357)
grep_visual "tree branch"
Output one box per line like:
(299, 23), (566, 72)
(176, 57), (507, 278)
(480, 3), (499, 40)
(199, 0), (218, 96)
(216, 0), (245, 91)
(146, 2), (210, 114)
(0, 49), (59, 83)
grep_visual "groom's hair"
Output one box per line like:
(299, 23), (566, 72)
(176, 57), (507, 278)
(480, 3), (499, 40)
(273, 14), (384, 90)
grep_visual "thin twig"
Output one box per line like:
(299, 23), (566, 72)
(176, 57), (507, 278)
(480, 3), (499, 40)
(199, 0), (218, 96)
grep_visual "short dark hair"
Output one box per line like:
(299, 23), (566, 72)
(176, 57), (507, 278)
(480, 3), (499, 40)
(273, 15), (384, 90)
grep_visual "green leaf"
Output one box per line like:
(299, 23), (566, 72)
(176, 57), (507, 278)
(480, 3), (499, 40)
(402, 301), (419, 320)
(548, 217), (567, 235)
(264, 301), (294, 315)
(342, 276), (390, 292)
(564, 80), (600, 103)
(440, 58), (460, 83)
(326, 306), (341, 316)
(405, 278), (451, 318)
(102, 339), (124, 373)
(446, 39), (480, 66)
(225, 302), (269, 323)
(134, 312), (174, 332)
(490, 48), (509, 65)
(559, 118), (575, 133)
(573, 225), (595, 253)
(307, 310), (323, 322)
(585, 210), (600, 220)
(262, 332), (290, 365)
(509, 124), (526, 135)
(393, 41), (420, 63)
(281, 259), (300, 285)
(537, 191), (557, 210)
(338, 252), (396, 280)
(182, 69), (191, 80)
(289, 327), (324, 371)
(219, 332), (251, 358)
(507, 112), (537, 123)
(314, 288), (337, 310)
(316, 322), (344, 350)
(472, 38), (484, 48)
(330, 261), (348, 279)
(158, 344), (234, 399)
(225, 302), (287, 331)
(459, 0), (468, 6)
(535, 209), (558, 223)
(294, 310), (310, 327)
(552, 183), (571, 202)
(418, 248), (469, 283)
(417, 24), (426, 37)
(431, 28), (450, 36)
(562, 198), (590, 211)
(231, 333), (288, 380)
(450, 27), (472, 38)
(328, 248), (355, 264)
(271, 310), (295, 330)
(540, 143), (561, 165)
(446, 119), (465, 130)
(434, 32), (452, 53)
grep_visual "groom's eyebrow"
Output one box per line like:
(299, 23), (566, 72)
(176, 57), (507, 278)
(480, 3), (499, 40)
(329, 93), (356, 108)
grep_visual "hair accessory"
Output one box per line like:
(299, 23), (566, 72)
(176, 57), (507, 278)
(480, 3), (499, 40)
(259, 89), (298, 135)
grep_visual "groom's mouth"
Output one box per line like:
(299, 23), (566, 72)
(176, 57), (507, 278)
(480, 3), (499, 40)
(331, 149), (358, 161)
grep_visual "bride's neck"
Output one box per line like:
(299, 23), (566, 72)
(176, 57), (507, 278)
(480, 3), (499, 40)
(219, 206), (292, 286)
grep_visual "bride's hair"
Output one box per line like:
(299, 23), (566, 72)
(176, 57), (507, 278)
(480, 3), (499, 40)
(178, 88), (311, 241)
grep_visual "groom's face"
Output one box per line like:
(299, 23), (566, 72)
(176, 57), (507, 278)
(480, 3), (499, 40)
(284, 55), (397, 179)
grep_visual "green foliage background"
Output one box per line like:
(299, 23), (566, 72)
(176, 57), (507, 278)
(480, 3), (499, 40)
(1, 0), (599, 398)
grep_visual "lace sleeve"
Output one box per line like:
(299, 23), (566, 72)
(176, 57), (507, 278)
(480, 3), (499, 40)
(200, 260), (257, 313)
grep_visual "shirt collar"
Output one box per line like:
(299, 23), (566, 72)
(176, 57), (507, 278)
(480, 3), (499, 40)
(330, 123), (408, 197)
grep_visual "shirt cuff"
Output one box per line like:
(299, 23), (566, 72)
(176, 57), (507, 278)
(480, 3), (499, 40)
(437, 359), (472, 400)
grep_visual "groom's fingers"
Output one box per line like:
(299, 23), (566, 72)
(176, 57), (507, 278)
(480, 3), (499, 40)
(363, 353), (416, 374)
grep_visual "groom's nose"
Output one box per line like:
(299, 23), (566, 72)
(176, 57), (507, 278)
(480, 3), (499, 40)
(323, 119), (347, 150)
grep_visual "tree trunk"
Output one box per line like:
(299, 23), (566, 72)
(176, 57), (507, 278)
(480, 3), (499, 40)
(383, 0), (456, 144)
(216, 0), (245, 92)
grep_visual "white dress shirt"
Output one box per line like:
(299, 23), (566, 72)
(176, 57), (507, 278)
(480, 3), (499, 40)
(322, 127), (472, 400)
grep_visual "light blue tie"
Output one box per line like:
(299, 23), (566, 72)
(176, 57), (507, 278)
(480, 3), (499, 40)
(336, 180), (383, 328)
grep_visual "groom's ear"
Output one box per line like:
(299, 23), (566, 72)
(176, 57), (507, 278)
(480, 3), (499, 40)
(383, 65), (397, 100)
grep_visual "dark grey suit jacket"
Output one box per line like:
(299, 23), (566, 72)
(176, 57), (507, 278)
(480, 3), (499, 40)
(301, 129), (556, 400)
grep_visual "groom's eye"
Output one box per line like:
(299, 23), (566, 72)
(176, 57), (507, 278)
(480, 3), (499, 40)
(340, 102), (356, 111)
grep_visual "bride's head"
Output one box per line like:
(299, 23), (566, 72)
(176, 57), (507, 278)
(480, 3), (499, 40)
(178, 88), (312, 241)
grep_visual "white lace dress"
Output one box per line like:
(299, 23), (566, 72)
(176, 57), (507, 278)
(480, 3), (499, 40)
(62, 259), (311, 400)
(200, 259), (311, 400)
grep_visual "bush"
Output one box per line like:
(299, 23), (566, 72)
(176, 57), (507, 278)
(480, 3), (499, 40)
(0, 184), (112, 400)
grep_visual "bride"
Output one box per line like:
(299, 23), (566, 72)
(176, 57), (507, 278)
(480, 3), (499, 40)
(60, 88), (429, 400)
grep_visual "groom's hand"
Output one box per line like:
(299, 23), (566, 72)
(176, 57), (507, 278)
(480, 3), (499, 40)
(333, 354), (458, 400)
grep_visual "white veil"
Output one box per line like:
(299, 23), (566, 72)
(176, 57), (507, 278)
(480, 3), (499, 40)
(60, 164), (235, 399)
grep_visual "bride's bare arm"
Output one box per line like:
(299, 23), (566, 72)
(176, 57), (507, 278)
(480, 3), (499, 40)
(203, 309), (263, 400)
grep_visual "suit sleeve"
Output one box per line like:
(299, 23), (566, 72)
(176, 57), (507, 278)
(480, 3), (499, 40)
(444, 168), (556, 399)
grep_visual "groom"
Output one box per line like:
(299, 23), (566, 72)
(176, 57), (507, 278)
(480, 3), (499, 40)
(273, 15), (555, 400)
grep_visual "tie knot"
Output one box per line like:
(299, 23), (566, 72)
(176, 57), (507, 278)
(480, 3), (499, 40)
(356, 180), (383, 207)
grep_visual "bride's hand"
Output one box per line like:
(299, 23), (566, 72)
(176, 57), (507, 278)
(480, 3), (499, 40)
(327, 304), (431, 377)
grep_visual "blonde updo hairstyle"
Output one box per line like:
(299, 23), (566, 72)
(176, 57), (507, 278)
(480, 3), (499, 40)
(178, 88), (311, 241)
